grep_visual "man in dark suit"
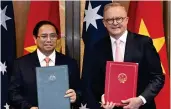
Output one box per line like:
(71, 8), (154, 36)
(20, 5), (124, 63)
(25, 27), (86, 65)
(81, 2), (165, 109)
(9, 21), (81, 109)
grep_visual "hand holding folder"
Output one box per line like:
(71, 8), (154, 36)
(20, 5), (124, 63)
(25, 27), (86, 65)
(104, 61), (138, 107)
(36, 65), (70, 109)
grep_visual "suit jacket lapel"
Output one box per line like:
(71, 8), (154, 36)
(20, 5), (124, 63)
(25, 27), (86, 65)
(31, 50), (41, 67)
(28, 51), (40, 82)
(55, 51), (63, 65)
(124, 31), (134, 62)
(103, 36), (113, 61)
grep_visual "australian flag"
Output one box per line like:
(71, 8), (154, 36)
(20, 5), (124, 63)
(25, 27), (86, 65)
(82, 1), (112, 47)
(1, 1), (16, 109)
(81, 1), (112, 109)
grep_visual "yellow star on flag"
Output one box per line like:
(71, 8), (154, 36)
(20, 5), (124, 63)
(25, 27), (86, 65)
(138, 19), (165, 73)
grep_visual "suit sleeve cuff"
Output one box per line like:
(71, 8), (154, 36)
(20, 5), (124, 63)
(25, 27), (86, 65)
(139, 95), (147, 104)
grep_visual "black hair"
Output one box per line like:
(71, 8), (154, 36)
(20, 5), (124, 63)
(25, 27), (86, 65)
(33, 20), (59, 38)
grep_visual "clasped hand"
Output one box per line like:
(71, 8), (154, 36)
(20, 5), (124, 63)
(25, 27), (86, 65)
(101, 94), (143, 109)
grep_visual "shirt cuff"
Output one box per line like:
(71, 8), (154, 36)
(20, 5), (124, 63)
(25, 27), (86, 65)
(139, 95), (147, 105)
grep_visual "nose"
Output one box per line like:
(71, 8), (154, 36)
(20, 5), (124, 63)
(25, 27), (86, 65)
(113, 20), (118, 25)
(46, 36), (51, 41)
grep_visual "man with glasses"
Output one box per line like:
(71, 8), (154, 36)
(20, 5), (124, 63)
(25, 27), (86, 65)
(9, 21), (81, 109)
(82, 2), (164, 109)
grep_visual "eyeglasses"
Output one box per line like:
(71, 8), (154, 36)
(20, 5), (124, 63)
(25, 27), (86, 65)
(37, 33), (58, 41)
(104, 17), (127, 25)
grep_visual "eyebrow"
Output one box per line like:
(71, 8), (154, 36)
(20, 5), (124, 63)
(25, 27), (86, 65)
(40, 33), (57, 35)
(107, 16), (126, 18)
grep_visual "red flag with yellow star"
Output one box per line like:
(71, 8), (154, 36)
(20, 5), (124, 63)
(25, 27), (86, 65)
(128, 1), (170, 109)
(24, 1), (61, 55)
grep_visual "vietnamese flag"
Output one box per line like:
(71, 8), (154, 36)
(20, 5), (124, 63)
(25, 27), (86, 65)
(24, 1), (61, 55)
(128, 1), (170, 109)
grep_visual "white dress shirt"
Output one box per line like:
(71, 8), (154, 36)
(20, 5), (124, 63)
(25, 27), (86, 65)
(110, 30), (146, 104)
(110, 30), (127, 61)
(37, 49), (56, 67)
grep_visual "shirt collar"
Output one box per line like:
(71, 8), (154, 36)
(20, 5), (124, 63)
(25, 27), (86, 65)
(37, 49), (56, 63)
(110, 30), (128, 44)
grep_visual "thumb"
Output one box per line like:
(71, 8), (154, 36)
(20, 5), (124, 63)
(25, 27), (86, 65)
(101, 94), (105, 104)
(121, 98), (130, 104)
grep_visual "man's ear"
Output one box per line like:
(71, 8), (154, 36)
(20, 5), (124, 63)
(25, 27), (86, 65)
(103, 20), (107, 28)
(126, 17), (129, 24)
(33, 36), (37, 44)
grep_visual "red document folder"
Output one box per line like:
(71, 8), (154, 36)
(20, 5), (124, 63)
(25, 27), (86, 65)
(104, 61), (138, 106)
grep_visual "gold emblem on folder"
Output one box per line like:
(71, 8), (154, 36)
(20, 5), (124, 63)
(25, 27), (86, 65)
(118, 73), (127, 83)
(49, 75), (56, 81)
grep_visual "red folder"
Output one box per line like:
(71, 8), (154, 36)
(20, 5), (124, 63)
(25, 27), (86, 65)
(104, 61), (138, 106)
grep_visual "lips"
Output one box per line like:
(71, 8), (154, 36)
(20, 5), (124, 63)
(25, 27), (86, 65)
(44, 44), (53, 47)
(111, 26), (120, 29)
(111, 27), (120, 29)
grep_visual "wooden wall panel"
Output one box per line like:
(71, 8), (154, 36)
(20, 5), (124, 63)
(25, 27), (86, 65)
(13, 1), (30, 57)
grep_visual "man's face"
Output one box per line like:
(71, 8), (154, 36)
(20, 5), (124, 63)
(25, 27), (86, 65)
(34, 24), (57, 54)
(103, 6), (129, 37)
